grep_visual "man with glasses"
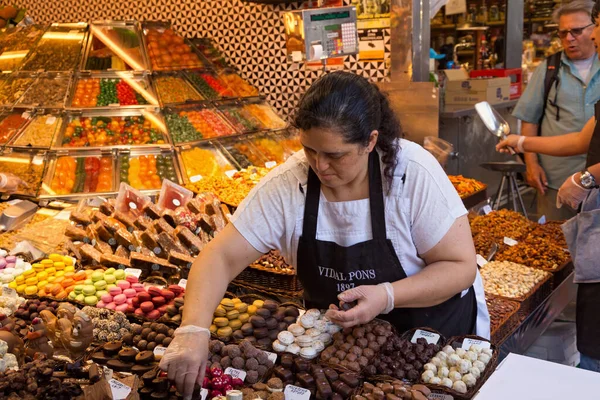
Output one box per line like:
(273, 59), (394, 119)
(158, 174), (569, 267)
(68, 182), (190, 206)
(513, 0), (600, 220)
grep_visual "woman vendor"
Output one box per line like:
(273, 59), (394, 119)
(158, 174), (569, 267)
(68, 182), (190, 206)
(160, 72), (490, 397)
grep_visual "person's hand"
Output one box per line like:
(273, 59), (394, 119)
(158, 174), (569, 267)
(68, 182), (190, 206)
(325, 283), (394, 328)
(159, 325), (210, 400)
(0, 173), (27, 194)
(495, 134), (520, 154)
(525, 162), (548, 195)
(557, 172), (589, 210)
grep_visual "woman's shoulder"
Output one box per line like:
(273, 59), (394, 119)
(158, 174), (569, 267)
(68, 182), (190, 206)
(391, 139), (444, 178)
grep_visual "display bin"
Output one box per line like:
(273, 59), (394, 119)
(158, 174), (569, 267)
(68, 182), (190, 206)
(0, 25), (46, 72)
(67, 72), (159, 109)
(490, 270), (553, 321)
(20, 23), (88, 72)
(544, 260), (574, 290)
(240, 99), (287, 131)
(117, 147), (183, 194)
(185, 69), (235, 100)
(0, 147), (47, 197)
(461, 186), (488, 209)
(233, 267), (304, 299)
(152, 71), (205, 107)
(81, 20), (149, 72)
(7, 110), (63, 149)
(217, 69), (260, 98)
(39, 149), (117, 199)
(191, 37), (231, 70)
(486, 294), (521, 345)
(52, 108), (170, 150)
(217, 102), (262, 134)
(176, 141), (239, 183)
(15, 72), (72, 109)
(216, 136), (269, 169)
(0, 109), (33, 146)
(247, 131), (294, 164)
(164, 104), (238, 144)
(141, 21), (210, 72)
(0, 72), (35, 107)
(270, 128), (302, 153)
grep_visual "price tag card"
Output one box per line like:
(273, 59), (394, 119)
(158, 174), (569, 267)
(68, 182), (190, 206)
(503, 237), (518, 246)
(410, 329), (441, 345)
(538, 215), (547, 225)
(428, 393), (454, 400)
(2, 287), (17, 297)
(124, 268), (142, 279)
(103, 366), (113, 380)
(265, 161), (277, 169)
(284, 385), (311, 400)
(264, 351), (277, 364)
(21, 112), (30, 119)
(224, 367), (247, 381)
(153, 346), (168, 357)
(482, 205), (492, 215)
(178, 279), (187, 289)
(476, 254), (488, 267)
(200, 388), (209, 400)
(54, 210), (71, 220)
(46, 116), (57, 125)
(109, 378), (132, 400)
(225, 170), (237, 179)
(461, 338), (491, 351)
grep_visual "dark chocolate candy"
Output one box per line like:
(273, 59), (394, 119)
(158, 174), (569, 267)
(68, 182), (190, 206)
(106, 359), (134, 372)
(340, 373), (359, 388)
(103, 341), (123, 356)
(118, 348), (138, 362)
(135, 350), (155, 365)
(132, 364), (156, 375)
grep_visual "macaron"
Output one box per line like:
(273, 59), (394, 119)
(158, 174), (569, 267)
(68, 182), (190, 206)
(97, 300), (106, 308)
(5, 263), (14, 270)
(68, 291), (77, 300)
(114, 294), (127, 305)
(126, 275), (138, 284)
(114, 270), (126, 280)
(101, 294), (113, 303)
(132, 283), (145, 292)
(123, 288), (137, 298)
(295, 335), (315, 348)
(272, 340), (287, 352)
(288, 324), (305, 337)
(94, 280), (107, 290)
(74, 285), (84, 294)
(75, 294), (85, 303)
(84, 296), (98, 306)
(117, 280), (130, 290)
(105, 268), (116, 275)
(96, 290), (108, 298)
(109, 287), (122, 296)
(91, 271), (104, 282)
(115, 304), (129, 313)
(104, 275), (116, 284)
(277, 331), (295, 346)
(84, 279), (93, 286)
(82, 285), (96, 296)
(300, 346), (317, 360)
(140, 301), (154, 313)
(105, 302), (116, 310)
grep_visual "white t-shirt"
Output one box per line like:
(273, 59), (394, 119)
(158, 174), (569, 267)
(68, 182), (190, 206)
(572, 55), (595, 83)
(232, 139), (490, 338)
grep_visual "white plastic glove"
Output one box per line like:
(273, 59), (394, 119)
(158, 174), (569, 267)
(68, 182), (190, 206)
(0, 173), (27, 194)
(325, 283), (395, 328)
(557, 173), (589, 210)
(159, 325), (210, 400)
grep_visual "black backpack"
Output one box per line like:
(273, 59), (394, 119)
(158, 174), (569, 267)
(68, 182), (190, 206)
(538, 51), (563, 135)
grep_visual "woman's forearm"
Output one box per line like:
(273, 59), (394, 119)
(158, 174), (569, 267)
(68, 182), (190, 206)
(521, 117), (595, 156)
(391, 259), (475, 308)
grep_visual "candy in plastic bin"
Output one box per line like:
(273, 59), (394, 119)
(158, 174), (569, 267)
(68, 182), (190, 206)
(157, 180), (194, 211)
(173, 207), (198, 231)
(115, 183), (151, 219)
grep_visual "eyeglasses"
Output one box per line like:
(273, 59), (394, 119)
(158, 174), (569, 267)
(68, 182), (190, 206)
(556, 23), (594, 39)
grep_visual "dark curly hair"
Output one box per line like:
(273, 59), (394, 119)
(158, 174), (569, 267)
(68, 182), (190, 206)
(292, 71), (403, 187)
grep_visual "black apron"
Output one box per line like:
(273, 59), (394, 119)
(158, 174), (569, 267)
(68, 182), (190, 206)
(296, 151), (477, 338)
(574, 103), (600, 359)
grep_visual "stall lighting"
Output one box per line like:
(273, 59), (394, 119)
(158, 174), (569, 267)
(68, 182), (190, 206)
(41, 183), (56, 196)
(141, 109), (167, 133)
(0, 51), (28, 60)
(91, 25), (144, 71)
(42, 32), (85, 41)
(115, 71), (159, 105)
(0, 156), (32, 165)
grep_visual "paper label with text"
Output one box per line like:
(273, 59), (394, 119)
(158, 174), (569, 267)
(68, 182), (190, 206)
(461, 338), (492, 351)
(411, 329), (441, 345)
(483, 205), (492, 215)
(264, 351), (277, 364)
(200, 388), (209, 400)
(503, 237), (518, 246)
(153, 346), (167, 356)
(124, 268), (142, 278)
(224, 367), (246, 381)
(265, 161), (277, 169)
(428, 393), (454, 400)
(46, 116), (57, 125)
(476, 254), (488, 267)
(190, 175), (203, 183)
(284, 385), (311, 400)
(538, 215), (546, 225)
(2, 287), (17, 297)
(109, 378), (132, 400)
(178, 279), (187, 289)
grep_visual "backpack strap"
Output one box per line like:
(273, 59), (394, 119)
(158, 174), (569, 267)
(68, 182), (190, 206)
(538, 51), (562, 135)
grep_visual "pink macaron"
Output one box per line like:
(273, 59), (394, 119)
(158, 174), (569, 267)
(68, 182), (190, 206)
(123, 288), (137, 298)
(116, 280), (131, 290)
(108, 287), (122, 296)
(126, 275), (138, 284)
(126, 298), (134, 305)
(115, 303), (129, 312)
(105, 302), (116, 310)
(100, 294), (113, 304)
(114, 294), (127, 305)
(132, 283), (145, 292)
(96, 300), (106, 308)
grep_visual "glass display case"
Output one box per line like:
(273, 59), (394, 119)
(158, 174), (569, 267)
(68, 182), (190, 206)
(218, 103), (262, 134)
(247, 132), (294, 164)
(185, 70), (234, 100)
(241, 100), (287, 130)
(153, 72), (204, 106)
(217, 136), (268, 169)
(15, 73), (72, 108)
(218, 69), (260, 98)
(142, 22), (208, 71)
(0, 25), (46, 72)
(0, 148), (46, 197)
(0, 73), (34, 106)
(176, 141), (238, 182)
(164, 104), (237, 144)
(20, 23), (87, 72)
(68, 73), (158, 108)
(0, 110), (32, 146)
(117, 148), (181, 192)
(8, 111), (62, 149)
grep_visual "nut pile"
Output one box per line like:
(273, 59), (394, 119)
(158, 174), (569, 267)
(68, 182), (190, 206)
(469, 209), (533, 240)
(364, 337), (441, 381)
(81, 307), (134, 342)
(356, 381), (432, 400)
(271, 355), (361, 399)
(320, 320), (393, 373)
(208, 339), (274, 384)
(420, 344), (494, 394)
(486, 296), (520, 337)
(481, 261), (550, 298)
(528, 222), (567, 249)
(274, 308), (336, 359)
(496, 239), (569, 271)
(125, 321), (175, 351)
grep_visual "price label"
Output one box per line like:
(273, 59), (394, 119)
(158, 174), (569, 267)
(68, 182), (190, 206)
(538, 215), (547, 225)
(461, 338), (491, 351)
(476, 254), (488, 267)
(124, 268), (142, 279)
(482, 205), (492, 215)
(109, 378), (132, 400)
(410, 329), (441, 345)
(503, 237), (518, 246)
(2, 287), (17, 297)
(284, 385), (311, 400)
(45, 116), (57, 125)
(21, 112), (30, 119)
(103, 366), (113, 380)
(178, 279), (187, 289)
(153, 346), (168, 357)
(189, 175), (203, 183)
(225, 170), (237, 179)
(264, 351), (277, 364)
(428, 394), (453, 400)
(54, 210), (71, 220)
(200, 388), (209, 400)
(224, 367), (247, 381)
(265, 161), (277, 169)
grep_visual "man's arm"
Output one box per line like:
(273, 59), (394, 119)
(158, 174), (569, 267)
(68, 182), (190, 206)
(521, 121), (548, 194)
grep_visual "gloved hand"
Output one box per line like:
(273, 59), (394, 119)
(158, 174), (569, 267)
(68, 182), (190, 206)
(159, 325), (210, 400)
(557, 173), (590, 210)
(0, 173), (27, 194)
(325, 283), (394, 328)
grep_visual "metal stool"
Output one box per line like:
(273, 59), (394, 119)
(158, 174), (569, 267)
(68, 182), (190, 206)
(480, 161), (528, 218)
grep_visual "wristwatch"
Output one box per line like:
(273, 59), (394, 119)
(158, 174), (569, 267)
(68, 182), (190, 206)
(579, 170), (599, 189)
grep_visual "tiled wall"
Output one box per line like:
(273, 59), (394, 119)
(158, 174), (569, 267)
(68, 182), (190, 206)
(6, 0), (390, 117)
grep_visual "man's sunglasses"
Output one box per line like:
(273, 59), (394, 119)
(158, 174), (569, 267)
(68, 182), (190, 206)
(556, 23), (594, 39)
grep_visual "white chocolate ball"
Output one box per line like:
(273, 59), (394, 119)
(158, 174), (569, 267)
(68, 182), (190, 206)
(424, 363), (437, 374)
(430, 377), (442, 385)
(448, 354), (461, 367)
(455, 348), (467, 358)
(470, 344), (483, 354)
(462, 373), (477, 388)
(438, 366), (450, 379)
(449, 366), (458, 373)
(443, 345), (455, 355)
(466, 350), (478, 362)
(436, 351), (448, 362)
(441, 378), (453, 388)
(421, 370), (435, 383)
(458, 359), (471, 374)
(470, 367), (481, 379)
(478, 353), (492, 365)
(453, 380), (468, 394)
(482, 348), (493, 357)
(473, 360), (486, 371)
(431, 357), (442, 368)
(448, 371), (462, 382)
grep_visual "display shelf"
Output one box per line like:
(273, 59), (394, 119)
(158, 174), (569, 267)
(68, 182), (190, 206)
(217, 69), (260, 98)
(15, 72), (72, 109)
(117, 147), (182, 193)
(241, 99), (287, 131)
(246, 131), (294, 164)
(0, 147), (47, 197)
(216, 136), (269, 169)
(0, 72), (34, 107)
(217, 102), (262, 134)
(152, 71), (205, 107)
(7, 110), (62, 149)
(0, 25), (46, 72)
(0, 109), (32, 146)
(185, 69), (235, 100)
(81, 21), (149, 72)
(163, 104), (238, 144)
(176, 141), (239, 183)
(192, 37), (231, 69)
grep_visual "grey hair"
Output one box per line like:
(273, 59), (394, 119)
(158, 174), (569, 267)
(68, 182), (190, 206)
(553, 0), (595, 23)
